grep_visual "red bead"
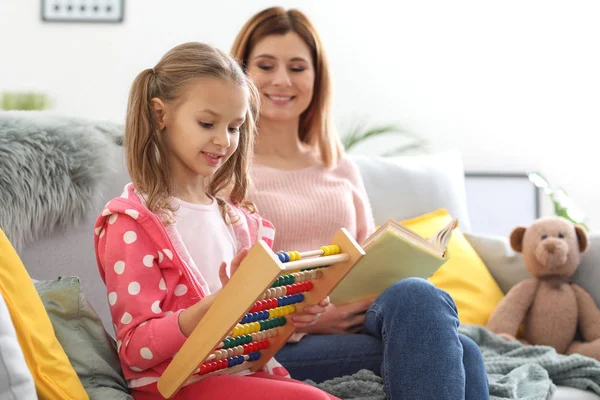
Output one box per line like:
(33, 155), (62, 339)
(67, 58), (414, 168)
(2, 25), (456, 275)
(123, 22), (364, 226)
(209, 361), (219, 372)
(305, 281), (313, 291)
(217, 359), (227, 370)
(200, 364), (208, 375)
(248, 303), (260, 313)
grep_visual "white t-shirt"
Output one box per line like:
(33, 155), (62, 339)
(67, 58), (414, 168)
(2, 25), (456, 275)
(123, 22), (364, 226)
(173, 197), (237, 295)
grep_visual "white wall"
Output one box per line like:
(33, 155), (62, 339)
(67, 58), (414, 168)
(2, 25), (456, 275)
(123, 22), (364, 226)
(1, 0), (599, 230)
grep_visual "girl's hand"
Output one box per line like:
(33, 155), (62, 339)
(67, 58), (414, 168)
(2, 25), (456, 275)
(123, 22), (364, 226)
(218, 247), (249, 287)
(180, 248), (249, 337)
(297, 296), (377, 334)
(291, 296), (331, 329)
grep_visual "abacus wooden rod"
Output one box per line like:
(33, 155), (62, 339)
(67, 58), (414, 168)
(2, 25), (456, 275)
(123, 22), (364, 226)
(297, 249), (324, 258)
(280, 253), (350, 271)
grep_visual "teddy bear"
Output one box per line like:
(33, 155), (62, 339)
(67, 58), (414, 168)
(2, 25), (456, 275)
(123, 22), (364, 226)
(486, 216), (600, 361)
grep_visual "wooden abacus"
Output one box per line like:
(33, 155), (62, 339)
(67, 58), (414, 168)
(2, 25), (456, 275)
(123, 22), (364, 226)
(157, 228), (365, 398)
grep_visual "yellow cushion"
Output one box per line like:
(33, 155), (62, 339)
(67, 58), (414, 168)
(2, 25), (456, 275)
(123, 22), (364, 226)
(0, 228), (89, 400)
(401, 209), (504, 326)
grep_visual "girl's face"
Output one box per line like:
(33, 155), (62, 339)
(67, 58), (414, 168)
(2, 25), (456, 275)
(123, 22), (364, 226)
(246, 32), (315, 124)
(154, 77), (247, 183)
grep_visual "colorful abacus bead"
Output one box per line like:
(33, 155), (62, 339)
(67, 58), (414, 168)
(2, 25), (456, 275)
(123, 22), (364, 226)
(276, 250), (302, 263)
(320, 244), (340, 256)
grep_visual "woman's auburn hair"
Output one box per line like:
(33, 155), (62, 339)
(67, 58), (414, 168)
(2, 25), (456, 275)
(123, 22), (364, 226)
(231, 7), (343, 168)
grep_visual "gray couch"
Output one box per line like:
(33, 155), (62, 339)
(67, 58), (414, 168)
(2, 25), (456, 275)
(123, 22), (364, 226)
(3, 113), (600, 400)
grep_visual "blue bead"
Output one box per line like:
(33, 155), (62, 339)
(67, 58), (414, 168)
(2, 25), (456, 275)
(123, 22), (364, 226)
(297, 293), (304, 302)
(277, 252), (286, 262)
(241, 315), (249, 324)
(283, 252), (290, 262)
(278, 297), (286, 306)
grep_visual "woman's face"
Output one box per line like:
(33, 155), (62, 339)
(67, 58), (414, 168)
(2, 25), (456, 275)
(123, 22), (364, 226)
(246, 32), (315, 124)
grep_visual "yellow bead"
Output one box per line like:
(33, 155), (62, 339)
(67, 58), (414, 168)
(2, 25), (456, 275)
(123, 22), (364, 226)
(320, 246), (330, 256)
(329, 245), (340, 255)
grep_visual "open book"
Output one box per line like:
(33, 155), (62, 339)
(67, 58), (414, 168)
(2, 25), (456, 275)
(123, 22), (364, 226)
(329, 217), (458, 304)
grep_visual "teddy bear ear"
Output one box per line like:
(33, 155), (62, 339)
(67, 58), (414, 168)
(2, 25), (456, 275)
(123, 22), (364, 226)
(575, 225), (589, 253)
(510, 226), (527, 253)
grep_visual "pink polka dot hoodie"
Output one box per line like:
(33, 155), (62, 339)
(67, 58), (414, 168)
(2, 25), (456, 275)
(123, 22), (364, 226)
(94, 183), (289, 388)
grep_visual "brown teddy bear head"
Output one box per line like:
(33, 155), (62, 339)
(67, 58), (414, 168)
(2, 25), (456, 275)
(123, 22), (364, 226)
(510, 216), (588, 278)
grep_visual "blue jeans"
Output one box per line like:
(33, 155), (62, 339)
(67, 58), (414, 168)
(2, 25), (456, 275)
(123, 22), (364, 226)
(276, 278), (489, 399)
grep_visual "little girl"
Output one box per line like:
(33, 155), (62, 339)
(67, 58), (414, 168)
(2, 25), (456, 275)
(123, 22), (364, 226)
(93, 42), (335, 400)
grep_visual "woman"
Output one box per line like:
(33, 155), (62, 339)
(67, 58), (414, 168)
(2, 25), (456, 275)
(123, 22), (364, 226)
(231, 7), (489, 399)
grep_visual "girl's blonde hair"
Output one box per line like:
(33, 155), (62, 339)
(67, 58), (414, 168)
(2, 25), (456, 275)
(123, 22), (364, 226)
(231, 7), (342, 168)
(124, 42), (259, 223)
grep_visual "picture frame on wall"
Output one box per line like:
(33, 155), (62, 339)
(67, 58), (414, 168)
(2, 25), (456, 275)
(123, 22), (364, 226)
(464, 172), (541, 237)
(41, 0), (125, 23)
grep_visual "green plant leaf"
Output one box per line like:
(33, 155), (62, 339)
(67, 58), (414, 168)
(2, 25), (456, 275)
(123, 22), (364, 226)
(341, 122), (423, 153)
(528, 171), (590, 231)
(0, 91), (52, 111)
(380, 140), (428, 157)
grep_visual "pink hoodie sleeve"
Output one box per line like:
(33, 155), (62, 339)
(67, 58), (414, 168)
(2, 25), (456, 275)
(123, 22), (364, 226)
(96, 212), (188, 372)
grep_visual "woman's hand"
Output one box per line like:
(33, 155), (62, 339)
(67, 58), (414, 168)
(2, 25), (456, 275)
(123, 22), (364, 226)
(297, 296), (377, 334)
(291, 296), (331, 329)
(218, 247), (249, 286)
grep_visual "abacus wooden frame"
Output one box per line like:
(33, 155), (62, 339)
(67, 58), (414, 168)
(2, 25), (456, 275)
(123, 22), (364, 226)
(157, 228), (365, 398)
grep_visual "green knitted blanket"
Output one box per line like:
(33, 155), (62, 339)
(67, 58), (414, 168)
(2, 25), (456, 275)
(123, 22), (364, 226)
(307, 325), (600, 400)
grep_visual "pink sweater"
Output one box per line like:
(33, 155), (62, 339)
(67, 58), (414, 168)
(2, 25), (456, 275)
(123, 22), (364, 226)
(249, 157), (376, 253)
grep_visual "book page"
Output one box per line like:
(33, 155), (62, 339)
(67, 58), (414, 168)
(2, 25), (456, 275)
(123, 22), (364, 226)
(363, 218), (458, 257)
